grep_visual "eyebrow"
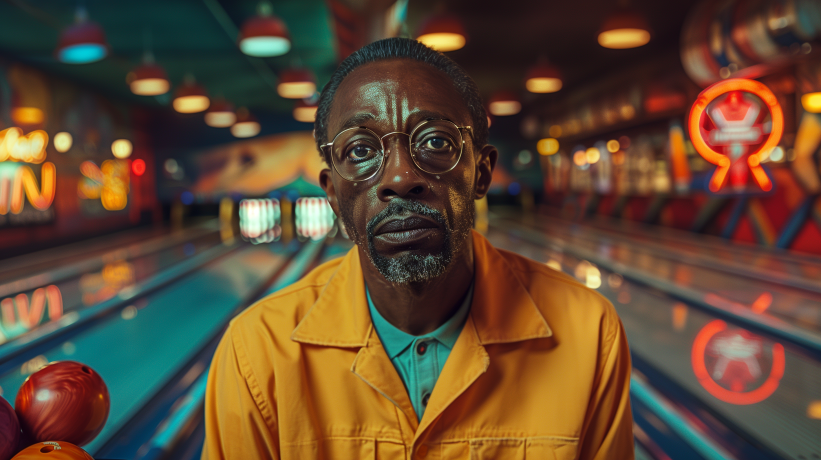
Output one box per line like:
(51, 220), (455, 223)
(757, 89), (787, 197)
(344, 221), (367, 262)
(337, 110), (459, 133)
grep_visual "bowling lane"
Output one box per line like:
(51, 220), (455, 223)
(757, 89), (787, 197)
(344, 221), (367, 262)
(505, 208), (821, 294)
(494, 212), (821, 342)
(485, 226), (821, 460)
(0, 240), (299, 456)
(0, 219), (219, 285)
(0, 222), (226, 346)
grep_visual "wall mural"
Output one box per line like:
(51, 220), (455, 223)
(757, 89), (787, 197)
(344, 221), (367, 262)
(191, 131), (326, 197)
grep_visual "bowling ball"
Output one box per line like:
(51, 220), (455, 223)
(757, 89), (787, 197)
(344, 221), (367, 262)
(1, 397), (21, 460)
(15, 361), (109, 446)
(12, 441), (93, 459)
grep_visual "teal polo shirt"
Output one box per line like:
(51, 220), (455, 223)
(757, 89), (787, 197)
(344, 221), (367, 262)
(366, 284), (473, 421)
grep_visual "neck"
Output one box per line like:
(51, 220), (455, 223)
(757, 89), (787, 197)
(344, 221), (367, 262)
(361, 238), (474, 336)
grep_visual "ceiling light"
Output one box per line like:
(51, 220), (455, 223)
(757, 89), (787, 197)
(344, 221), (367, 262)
(231, 108), (261, 138)
(278, 68), (316, 99)
(173, 76), (210, 113)
(127, 61), (169, 96)
(112, 139), (133, 159)
(56, 7), (108, 64)
(293, 100), (317, 123)
(54, 132), (73, 152)
(598, 10), (651, 49)
(417, 16), (467, 52)
(488, 91), (521, 116)
(802, 92), (821, 113)
(537, 138), (559, 155)
(238, 2), (291, 57)
(205, 99), (236, 127)
(525, 61), (562, 93)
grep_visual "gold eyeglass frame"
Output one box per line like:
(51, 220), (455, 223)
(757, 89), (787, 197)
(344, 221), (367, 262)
(320, 119), (473, 182)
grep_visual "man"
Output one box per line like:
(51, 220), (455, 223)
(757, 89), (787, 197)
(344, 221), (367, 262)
(203, 37), (633, 459)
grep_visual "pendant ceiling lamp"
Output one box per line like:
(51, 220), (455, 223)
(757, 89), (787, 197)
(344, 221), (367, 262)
(416, 15), (467, 52)
(173, 75), (210, 113)
(293, 100), (317, 123)
(56, 7), (108, 64)
(205, 99), (236, 127)
(128, 31), (169, 96)
(238, 1), (291, 57)
(598, 9), (651, 49)
(488, 91), (521, 117)
(231, 108), (261, 138)
(525, 59), (562, 94)
(277, 68), (316, 99)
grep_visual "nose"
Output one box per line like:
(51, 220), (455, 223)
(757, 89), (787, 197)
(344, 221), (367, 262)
(376, 134), (430, 201)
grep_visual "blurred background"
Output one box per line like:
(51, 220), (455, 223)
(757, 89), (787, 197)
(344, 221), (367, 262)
(0, 0), (820, 459)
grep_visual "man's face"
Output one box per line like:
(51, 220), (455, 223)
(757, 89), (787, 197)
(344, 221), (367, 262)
(320, 58), (491, 284)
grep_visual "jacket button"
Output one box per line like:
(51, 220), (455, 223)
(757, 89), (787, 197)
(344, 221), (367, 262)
(416, 341), (428, 355)
(416, 445), (428, 458)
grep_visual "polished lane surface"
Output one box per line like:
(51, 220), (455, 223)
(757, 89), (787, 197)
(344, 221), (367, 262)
(485, 225), (821, 460)
(494, 211), (821, 339)
(0, 239), (297, 455)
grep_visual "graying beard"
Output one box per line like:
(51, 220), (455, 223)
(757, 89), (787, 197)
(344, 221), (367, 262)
(371, 251), (448, 284)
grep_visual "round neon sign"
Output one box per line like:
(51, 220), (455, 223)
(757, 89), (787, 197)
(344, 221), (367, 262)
(691, 319), (785, 405)
(688, 78), (784, 193)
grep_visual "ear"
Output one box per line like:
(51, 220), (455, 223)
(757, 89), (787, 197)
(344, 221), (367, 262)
(473, 144), (497, 199)
(319, 167), (342, 218)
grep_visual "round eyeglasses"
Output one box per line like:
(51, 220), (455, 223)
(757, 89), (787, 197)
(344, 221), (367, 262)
(321, 119), (473, 182)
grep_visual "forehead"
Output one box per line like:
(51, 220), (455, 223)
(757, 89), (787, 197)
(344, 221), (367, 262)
(327, 58), (470, 134)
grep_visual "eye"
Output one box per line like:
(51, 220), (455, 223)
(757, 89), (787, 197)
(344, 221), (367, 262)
(421, 137), (453, 152)
(346, 144), (377, 161)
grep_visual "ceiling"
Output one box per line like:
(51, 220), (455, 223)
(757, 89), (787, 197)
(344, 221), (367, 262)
(0, 0), (338, 115)
(0, 0), (699, 122)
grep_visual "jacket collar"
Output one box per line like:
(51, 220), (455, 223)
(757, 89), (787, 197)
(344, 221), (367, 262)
(291, 230), (552, 347)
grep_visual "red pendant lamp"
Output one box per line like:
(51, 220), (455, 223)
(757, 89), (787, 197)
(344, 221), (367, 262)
(293, 100), (317, 123)
(525, 59), (562, 94)
(488, 91), (521, 116)
(277, 68), (316, 99)
(205, 99), (236, 127)
(417, 15), (467, 52)
(127, 52), (169, 96)
(238, 2), (291, 57)
(173, 75), (210, 114)
(56, 7), (108, 64)
(598, 8), (652, 49)
(231, 108), (261, 138)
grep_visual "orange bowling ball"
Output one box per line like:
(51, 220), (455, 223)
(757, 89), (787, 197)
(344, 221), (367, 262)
(12, 441), (93, 459)
(14, 361), (109, 446)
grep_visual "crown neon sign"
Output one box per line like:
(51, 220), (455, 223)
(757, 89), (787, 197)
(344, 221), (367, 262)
(688, 79), (783, 193)
(0, 127), (56, 215)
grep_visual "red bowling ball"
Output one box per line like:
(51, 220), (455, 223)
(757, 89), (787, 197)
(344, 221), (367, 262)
(11, 441), (93, 460)
(0, 397), (21, 460)
(14, 362), (109, 447)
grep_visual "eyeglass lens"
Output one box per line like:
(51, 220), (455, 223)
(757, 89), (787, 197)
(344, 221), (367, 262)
(331, 120), (463, 181)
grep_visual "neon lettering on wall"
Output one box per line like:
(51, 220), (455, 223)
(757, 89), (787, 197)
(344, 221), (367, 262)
(0, 127), (56, 215)
(691, 319), (785, 405)
(0, 285), (63, 343)
(688, 78), (783, 192)
(78, 159), (130, 211)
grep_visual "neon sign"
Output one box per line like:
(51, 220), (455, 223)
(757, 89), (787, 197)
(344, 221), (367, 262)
(691, 319), (785, 405)
(688, 79), (783, 192)
(0, 285), (63, 343)
(0, 127), (56, 216)
(78, 160), (130, 211)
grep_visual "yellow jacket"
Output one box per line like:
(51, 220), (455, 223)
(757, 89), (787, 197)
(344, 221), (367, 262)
(202, 231), (633, 460)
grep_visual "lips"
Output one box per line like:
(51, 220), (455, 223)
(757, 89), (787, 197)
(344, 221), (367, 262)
(374, 215), (440, 235)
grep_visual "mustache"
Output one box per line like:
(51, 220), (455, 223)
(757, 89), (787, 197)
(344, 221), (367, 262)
(366, 199), (449, 237)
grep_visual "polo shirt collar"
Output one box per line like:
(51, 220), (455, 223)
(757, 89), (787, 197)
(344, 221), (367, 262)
(291, 230), (551, 347)
(366, 283), (473, 359)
